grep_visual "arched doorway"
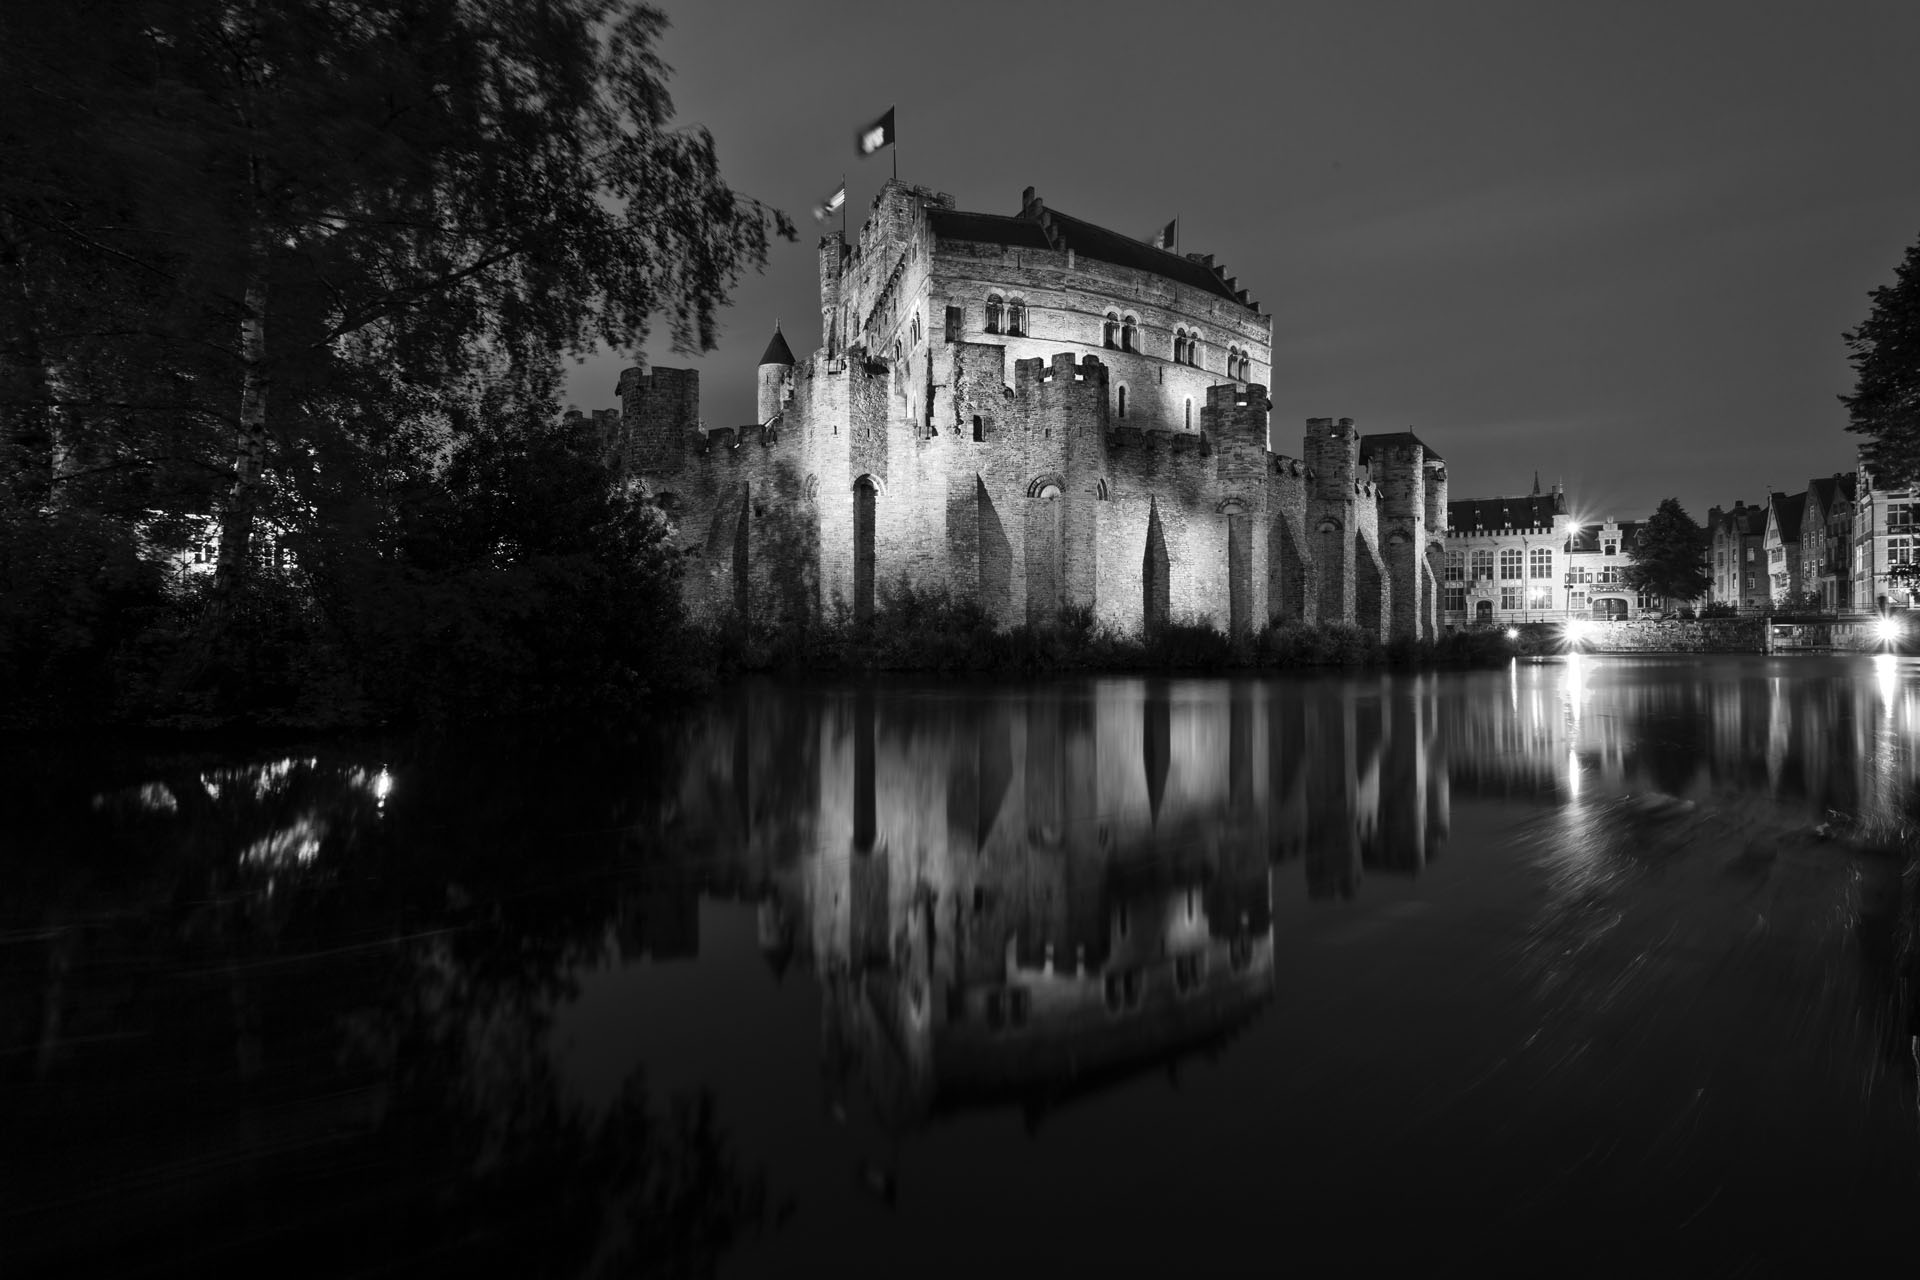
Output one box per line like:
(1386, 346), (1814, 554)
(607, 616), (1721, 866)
(1143, 501), (1170, 633)
(1475, 599), (1494, 624)
(853, 476), (877, 624)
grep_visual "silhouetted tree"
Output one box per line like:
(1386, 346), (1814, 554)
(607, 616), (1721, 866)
(1843, 237), (1920, 489)
(1623, 498), (1710, 609)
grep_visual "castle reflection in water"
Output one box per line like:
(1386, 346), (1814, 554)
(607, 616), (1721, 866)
(639, 656), (1920, 1127)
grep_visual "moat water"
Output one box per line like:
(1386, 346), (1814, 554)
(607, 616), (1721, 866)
(5, 656), (1920, 1276)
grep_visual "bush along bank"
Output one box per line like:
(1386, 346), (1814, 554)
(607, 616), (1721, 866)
(705, 586), (1518, 677)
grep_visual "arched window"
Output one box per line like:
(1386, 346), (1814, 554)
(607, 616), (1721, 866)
(1103, 313), (1119, 349)
(1470, 549), (1494, 579)
(1185, 398), (1192, 431)
(1173, 329), (1187, 363)
(1007, 299), (1025, 335)
(986, 294), (1003, 334)
(1035, 482), (1062, 500)
(1529, 547), (1552, 578)
(1117, 386), (1127, 418)
(1500, 548), (1523, 580)
(1121, 316), (1136, 351)
(1186, 334), (1200, 367)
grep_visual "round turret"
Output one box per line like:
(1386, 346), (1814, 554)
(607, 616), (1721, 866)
(756, 323), (795, 423)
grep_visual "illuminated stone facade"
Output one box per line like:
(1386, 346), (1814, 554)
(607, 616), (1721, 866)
(609, 181), (1450, 641)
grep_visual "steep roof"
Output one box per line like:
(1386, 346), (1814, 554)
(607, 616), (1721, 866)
(1360, 431), (1444, 464)
(757, 325), (795, 367)
(1448, 493), (1564, 531)
(927, 208), (1050, 251)
(927, 203), (1250, 306)
(1809, 475), (1837, 516)
(1769, 491), (1806, 542)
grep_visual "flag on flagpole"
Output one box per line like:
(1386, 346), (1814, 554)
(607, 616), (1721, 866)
(856, 107), (895, 158)
(812, 181), (846, 223)
(1148, 218), (1177, 251)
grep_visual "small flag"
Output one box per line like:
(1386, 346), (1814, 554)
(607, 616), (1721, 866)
(856, 107), (895, 158)
(812, 182), (846, 223)
(1148, 218), (1177, 251)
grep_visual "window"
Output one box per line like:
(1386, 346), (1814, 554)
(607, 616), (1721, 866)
(1006, 300), (1025, 335)
(1444, 585), (1466, 612)
(1103, 313), (1119, 349)
(1747, 546), (1755, 562)
(1121, 316), (1136, 351)
(1445, 550), (1465, 581)
(1528, 585), (1553, 611)
(1529, 547), (1552, 578)
(1745, 570), (1755, 590)
(1770, 546), (1784, 563)
(972, 414), (984, 442)
(1891, 536), (1914, 565)
(1637, 588), (1658, 610)
(1117, 386), (1127, 418)
(1500, 548), (1523, 579)
(945, 305), (962, 342)
(1184, 398), (1192, 430)
(1889, 502), (1914, 532)
(1173, 329), (1187, 363)
(1501, 585), (1521, 610)
(986, 294), (1003, 334)
(1570, 590), (1587, 611)
(1470, 549), (1494, 580)
(1185, 334), (1200, 366)
(1603, 538), (1618, 556)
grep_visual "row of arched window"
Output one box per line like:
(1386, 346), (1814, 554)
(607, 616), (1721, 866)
(984, 294), (1026, 336)
(1226, 346), (1253, 380)
(1172, 328), (1202, 366)
(1102, 312), (1139, 351)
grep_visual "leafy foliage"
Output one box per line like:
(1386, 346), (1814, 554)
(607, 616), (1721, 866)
(1843, 238), (1920, 489)
(1624, 498), (1710, 606)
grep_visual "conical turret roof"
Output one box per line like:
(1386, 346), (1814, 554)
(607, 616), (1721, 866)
(758, 324), (795, 367)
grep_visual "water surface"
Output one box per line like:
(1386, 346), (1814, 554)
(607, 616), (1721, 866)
(5, 655), (1918, 1276)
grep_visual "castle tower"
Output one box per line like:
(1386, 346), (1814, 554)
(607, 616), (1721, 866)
(757, 324), (795, 423)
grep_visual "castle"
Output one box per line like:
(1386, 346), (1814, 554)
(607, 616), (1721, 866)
(600, 180), (1450, 640)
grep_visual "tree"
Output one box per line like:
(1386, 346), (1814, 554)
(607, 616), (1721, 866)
(1624, 498), (1710, 610)
(1843, 237), (1920, 489)
(1, 0), (791, 633)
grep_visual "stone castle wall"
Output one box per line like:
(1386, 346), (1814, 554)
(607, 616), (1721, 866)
(616, 180), (1443, 642)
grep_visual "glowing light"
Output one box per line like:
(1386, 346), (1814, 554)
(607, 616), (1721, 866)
(373, 766), (393, 808)
(1875, 653), (1898, 714)
(1874, 615), (1902, 643)
(1563, 617), (1590, 646)
(1506, 627), (1520, 640)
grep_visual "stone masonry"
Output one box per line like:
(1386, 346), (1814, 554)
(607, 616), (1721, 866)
(609, 180), (1449, 641)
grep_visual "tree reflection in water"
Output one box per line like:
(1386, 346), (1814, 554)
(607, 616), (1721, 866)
(5, 656), (1920, 1272)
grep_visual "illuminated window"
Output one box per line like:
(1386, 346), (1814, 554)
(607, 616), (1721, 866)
(1501, 585), (1521, 610)
(1006, 299), (1025, 335)
(985, 294), (1003, 334)
(1529, 547), (1552, 578)
(1500, 548), (1523, 579)
(1528, 585), (1553, 610)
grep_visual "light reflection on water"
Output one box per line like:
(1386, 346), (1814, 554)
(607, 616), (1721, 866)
(7, 655), (1920, 1276)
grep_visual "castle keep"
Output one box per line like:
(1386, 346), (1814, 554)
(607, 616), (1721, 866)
(609, 180), (1449, 640)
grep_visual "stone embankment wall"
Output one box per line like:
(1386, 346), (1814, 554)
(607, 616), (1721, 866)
(1578, 618), (1766, 652)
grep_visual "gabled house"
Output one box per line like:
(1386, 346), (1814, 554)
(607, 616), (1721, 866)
(1762, 490), (1806, 604)
(1706, 500), (1766, 612)
(1801, 473), (1857, 613)
(1564, 517), (1647, 618)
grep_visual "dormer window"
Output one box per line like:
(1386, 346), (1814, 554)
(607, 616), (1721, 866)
(1121, 316), (1137, 351)
(1103, 313), (1119, 349)
(1006, 299), (1025, 336)
(985, 294), (1003, 334)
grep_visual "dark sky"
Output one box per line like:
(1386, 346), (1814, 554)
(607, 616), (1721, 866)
(565, 0), (1920, 526)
